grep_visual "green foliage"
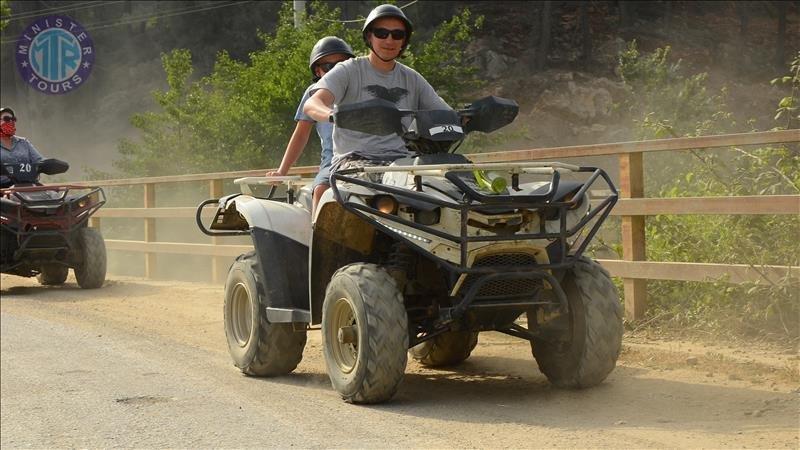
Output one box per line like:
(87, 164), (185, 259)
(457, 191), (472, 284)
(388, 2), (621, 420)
(617, 42), (799, 343)
(619, 41), (734, 140)
(0, 0), (9, 32)
(114, 1), (484, 177)
(771, 50), (800, 128)
(404, 9), (485, 105)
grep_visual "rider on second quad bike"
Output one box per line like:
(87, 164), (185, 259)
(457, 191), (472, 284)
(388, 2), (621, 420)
(1, 106), (107, 288)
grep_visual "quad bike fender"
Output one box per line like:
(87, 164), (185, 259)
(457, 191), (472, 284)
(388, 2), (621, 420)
(309, 198), (378, 324)
(220, 195), (311, 246)
(219, 195), (312, 321)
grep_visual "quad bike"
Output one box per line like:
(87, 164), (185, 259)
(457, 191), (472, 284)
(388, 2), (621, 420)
(0, 158), (107, 288)
(197, 96), (623, 404)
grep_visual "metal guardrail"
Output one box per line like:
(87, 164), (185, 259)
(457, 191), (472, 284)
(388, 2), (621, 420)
(76, 129), (800, 320)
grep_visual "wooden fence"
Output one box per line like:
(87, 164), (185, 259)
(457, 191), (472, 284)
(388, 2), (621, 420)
(73, 129), (800, 320)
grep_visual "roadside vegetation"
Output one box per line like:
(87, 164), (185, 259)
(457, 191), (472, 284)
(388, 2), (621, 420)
(617, 44), (799, 345)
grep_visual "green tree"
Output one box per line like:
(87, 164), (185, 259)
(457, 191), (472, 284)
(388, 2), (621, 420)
(114, 1), (483, 178)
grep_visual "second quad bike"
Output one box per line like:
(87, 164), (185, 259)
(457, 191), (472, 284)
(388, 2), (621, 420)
(1, 158), (107, 289)
(197, 96), (623, 404)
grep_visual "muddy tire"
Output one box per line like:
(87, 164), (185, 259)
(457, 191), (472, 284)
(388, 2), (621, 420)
(37, 264), (69, 285)
(224, 253), (306, 376)
(532, 257), (622, 388)
(409, 331), (479, 367)
(74, 227), (106, 289)
(322, 263), (408, 404)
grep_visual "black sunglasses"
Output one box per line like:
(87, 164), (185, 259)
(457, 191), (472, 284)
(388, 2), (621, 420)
(317, 61), (345, 73)
(371, 27), (406, 40)
(1, 116), (16, 122)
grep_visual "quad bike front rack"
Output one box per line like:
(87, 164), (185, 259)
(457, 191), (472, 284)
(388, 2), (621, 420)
(330, 161), (618, 321)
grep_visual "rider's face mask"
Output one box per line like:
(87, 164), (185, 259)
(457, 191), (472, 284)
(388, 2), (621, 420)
(0, 116), (16, 137)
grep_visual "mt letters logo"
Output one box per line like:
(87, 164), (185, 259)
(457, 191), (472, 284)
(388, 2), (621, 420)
(15, 15), (95, 95)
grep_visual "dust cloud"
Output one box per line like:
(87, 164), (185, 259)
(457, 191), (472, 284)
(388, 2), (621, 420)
(0, 1), (279, 181)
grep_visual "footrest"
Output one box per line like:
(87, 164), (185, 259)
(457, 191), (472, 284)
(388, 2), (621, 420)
(265, 307), (311, 324)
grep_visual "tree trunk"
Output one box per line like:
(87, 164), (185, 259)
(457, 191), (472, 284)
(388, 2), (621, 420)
(537, 1), (553, 70)
(619, 1), (632, 29)
(293, 0), (306, 30)
(736, 1), (749, 36)
(580, 1), (592, 66)
(775, 1), (787, 68)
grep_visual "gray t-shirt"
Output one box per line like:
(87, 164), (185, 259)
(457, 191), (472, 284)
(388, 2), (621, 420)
(313, 56), (451, 164)
(0, 136), (43, 186)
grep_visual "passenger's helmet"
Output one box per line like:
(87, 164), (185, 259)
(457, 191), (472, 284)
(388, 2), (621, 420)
(362, 4), (413, 56)
(309, 36), (355, 81)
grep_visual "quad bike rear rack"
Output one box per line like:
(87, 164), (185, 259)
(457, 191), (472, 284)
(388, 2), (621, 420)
(330, 161), (618, 322)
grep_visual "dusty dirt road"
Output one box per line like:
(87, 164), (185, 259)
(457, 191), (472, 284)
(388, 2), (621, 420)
(1, 274), (798, 448)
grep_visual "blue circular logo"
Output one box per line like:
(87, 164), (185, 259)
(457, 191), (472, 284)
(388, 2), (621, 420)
(15, 15), (95, 95)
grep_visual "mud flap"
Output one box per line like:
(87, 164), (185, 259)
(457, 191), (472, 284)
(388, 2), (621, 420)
(251, 226), (310, 322)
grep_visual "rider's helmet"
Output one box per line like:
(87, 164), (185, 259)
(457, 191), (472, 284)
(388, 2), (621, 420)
(309, 36), (355, 81)
(0, 107), (15, 117)
(362, 4), (413, 56)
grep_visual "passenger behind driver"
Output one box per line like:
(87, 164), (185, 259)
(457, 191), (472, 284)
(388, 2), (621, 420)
(267, 36), (355, 215)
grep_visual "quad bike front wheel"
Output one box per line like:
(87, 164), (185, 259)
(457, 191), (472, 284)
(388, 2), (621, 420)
(409, 330), (479, 367)
(224, 253), (306, 376)
(74, 227), (106, 289)
(322, 263), (408, 404)
(37, 263), (68, 285)
(531, 257), (623, 388)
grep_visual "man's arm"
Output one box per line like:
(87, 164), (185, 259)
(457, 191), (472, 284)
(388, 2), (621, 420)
(417, 73), (451, 111)
(303, 89), (336, 124)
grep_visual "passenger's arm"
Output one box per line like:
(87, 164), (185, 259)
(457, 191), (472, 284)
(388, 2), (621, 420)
(268, 120), (314, 177)
(303, 89), (336, 124)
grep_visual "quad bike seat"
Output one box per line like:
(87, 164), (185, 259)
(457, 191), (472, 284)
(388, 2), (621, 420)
(296, 184), (314, 212)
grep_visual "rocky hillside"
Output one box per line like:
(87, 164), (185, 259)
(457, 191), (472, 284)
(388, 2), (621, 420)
(460, 1), (798, 151)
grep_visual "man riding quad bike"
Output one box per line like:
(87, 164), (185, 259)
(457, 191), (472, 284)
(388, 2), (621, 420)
(0, 158), (107, 288)
(197, 96), (623, 404)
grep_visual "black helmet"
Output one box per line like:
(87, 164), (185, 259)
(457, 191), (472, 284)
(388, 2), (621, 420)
(309, 36), (355, 81)
(362, 4), (413, 55)
(0, 107), (15, 117)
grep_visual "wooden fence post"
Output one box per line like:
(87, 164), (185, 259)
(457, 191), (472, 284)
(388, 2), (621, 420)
(144, 183), (156, 278)
(209, 179), (224, 284)
(619, 152), (647, 320)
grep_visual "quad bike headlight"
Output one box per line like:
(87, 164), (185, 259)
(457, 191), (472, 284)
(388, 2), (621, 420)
(562, 192), (584, 210)
(414, 208), (440, 225)
(77, 191), (99, 209)
(372, 195), (398, 215)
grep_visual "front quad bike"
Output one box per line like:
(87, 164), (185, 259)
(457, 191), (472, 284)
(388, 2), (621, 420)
(197, 96), (623, 404)
(1, 158), (107, 289)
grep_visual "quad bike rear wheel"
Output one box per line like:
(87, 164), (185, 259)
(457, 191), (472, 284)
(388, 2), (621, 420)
(74, 227), (106, 289)
(531, 257), (622, 388)
(224, 253), (306, 376)
(409, 330), (479, 367)
(37, 263), (68, 285)
(322, 263), (408, 404)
